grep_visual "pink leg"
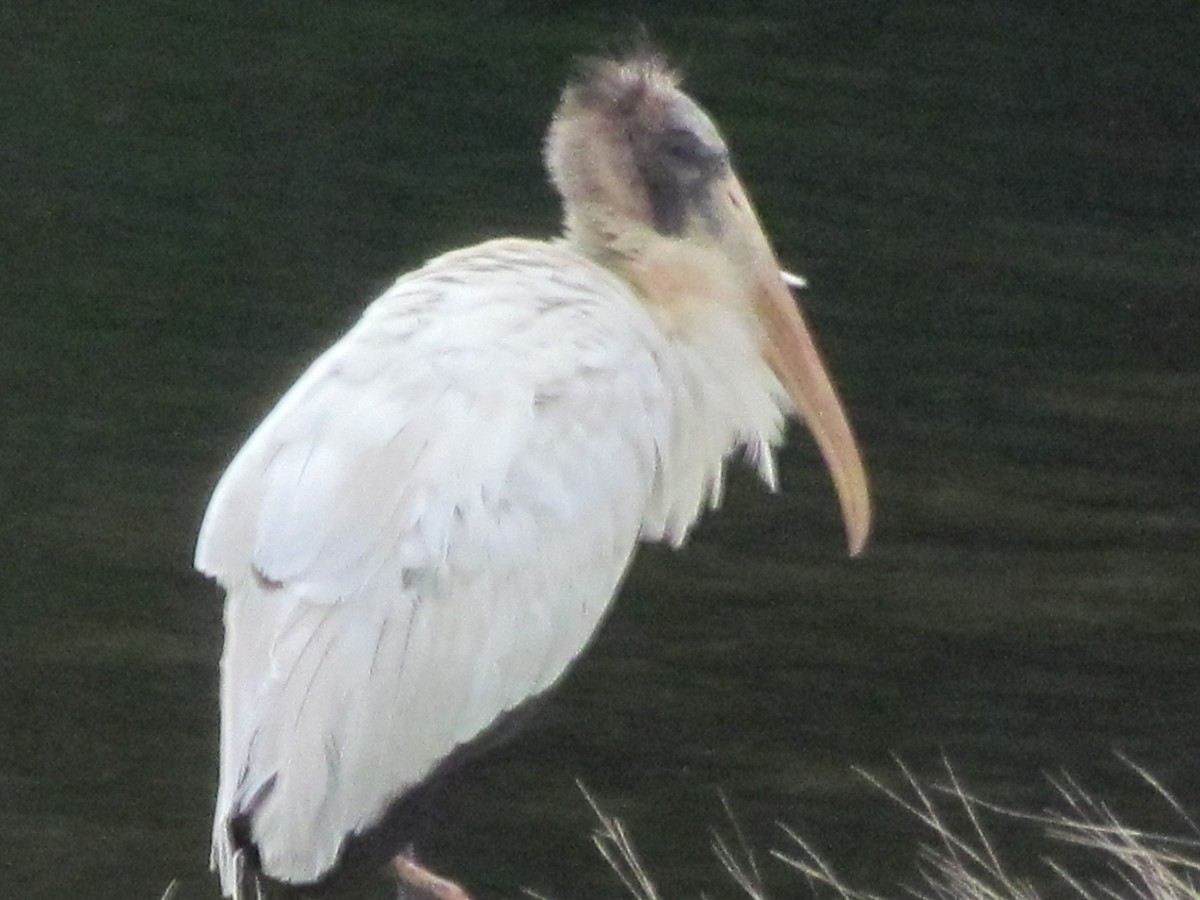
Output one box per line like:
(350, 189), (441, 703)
(391, 854), (472, 900)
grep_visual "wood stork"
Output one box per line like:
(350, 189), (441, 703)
(195, 50), (870, 899)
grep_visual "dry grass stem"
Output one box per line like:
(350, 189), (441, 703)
(582, 757), (1198, 900)
(711, 791), (769, 900)
(580, 781), (662, 900)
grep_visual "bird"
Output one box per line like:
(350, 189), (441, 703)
(194, 49), (871, 899)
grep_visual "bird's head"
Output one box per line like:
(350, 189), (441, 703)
(545, 51), (871, 555)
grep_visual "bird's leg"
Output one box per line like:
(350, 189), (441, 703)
(392, 853), (472, 900)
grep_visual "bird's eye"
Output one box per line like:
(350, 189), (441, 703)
(660, 127), (714, 168)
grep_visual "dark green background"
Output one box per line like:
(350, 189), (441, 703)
(2, 2), (1197, 898)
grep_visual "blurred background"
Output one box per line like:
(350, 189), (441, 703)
(2, 1), (1197, 898)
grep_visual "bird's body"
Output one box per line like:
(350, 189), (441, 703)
(197, 237), (786, 887)
(197, 52), (869, 898)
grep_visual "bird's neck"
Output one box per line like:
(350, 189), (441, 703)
(563, 207), (756, 339)
(551, 230), (788, 546)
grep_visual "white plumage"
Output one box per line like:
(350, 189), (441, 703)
(196, 52), (869, 898)
(197, 240), (788, 889)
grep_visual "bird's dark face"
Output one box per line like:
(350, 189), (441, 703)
(626, 95), (730, 237)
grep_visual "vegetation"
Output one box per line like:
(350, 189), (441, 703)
(584, 759), (1200, 900)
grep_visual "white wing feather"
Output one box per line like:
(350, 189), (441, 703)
(196, 238), (788, 894)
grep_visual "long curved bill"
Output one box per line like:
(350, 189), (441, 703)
(724, 176), (872, 556)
